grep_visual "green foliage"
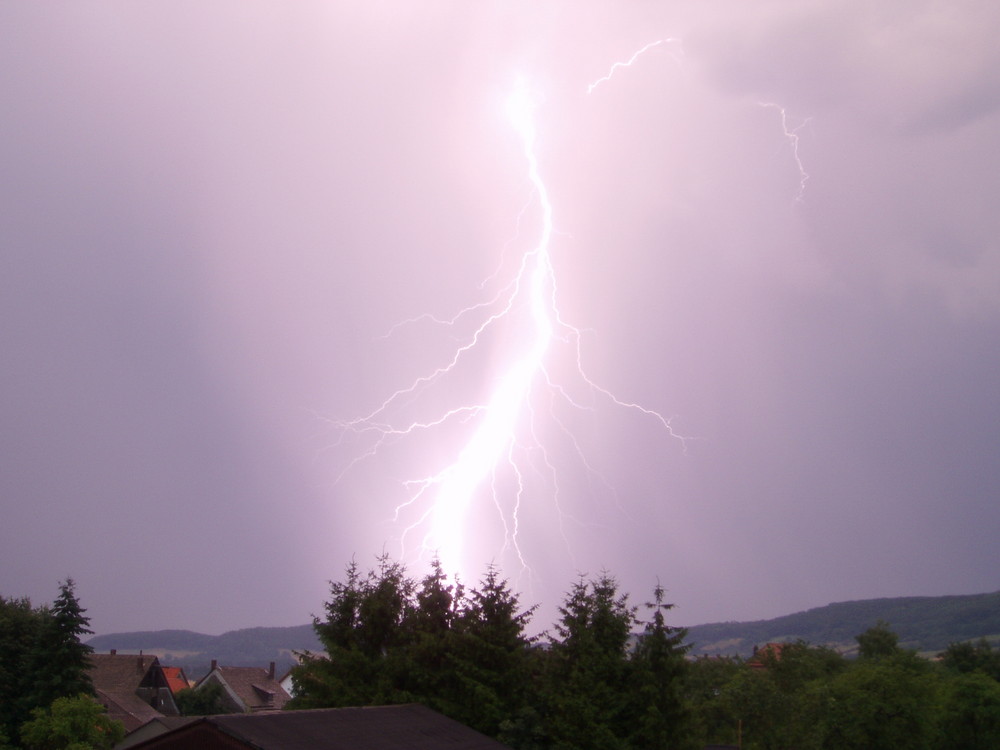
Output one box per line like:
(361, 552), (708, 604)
(685, 655), (742, 745)
(819, 660), (937, 750)
(0, 597), (49, 741)
(940, 638), (1000, 681)
(294, 555), (1000, 750)
(290, 553), (538, 738)
(856, 618), (901, 660)
(0, 581), (95, 747)
(174, 682), (233, 716)
(935, 671), (1000, 750)
(627, 583), (694, 750)
(543, 573), (637, 750)
(19, 694), (123, 750)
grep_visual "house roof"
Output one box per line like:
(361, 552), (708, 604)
(95, 688), (164, 733)
(115, 716), (198, 750)
(160, 666), (190, 695)
(200, 666), (291, 711)
(126, 704), (513, 750)
(89, 653), (161, 694)
(88, 652), (177, 731)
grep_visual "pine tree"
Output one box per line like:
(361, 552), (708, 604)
(545, 572), (636, 750)
(453, 565), (536, 737)
(25, 580), (94, 717)
(628, 582), (694, 750)
(290, 554), (415, 708)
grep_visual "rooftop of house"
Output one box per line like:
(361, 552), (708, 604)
(160, 666), (190, 695)
(126, 704), (513, 750)
(89, 652), (162, 694)
(88, 652), (177, 731)
(95, 688), (165, 733)
(200, 663), (291, 711)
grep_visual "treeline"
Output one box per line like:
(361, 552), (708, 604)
(290, 556), (1000, 750)
(289, 555), (692, 749)
(0, 580), (123, 749)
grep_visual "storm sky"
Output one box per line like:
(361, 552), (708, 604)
(2, 1), (999, 637)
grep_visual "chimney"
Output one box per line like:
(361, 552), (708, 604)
(211, 659), (217, 672)
(110, 649), (116, 656)
(268, 661), (275, 680)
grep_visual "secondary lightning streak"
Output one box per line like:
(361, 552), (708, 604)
(587, 38), (679, 94)
(759, 102), (811, 201)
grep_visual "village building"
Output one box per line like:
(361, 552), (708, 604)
(194, 660), (292, 713)
(88, 652), (179, 732)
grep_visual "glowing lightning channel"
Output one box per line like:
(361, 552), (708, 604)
(417, 87), (556, 576)
(334, 79), (685, 582)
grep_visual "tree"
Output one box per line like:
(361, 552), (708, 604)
(936, 671), (1000, 750)
(940, 639), (1000, 681)
(174, 682), (233, 716)
(452, 565), (536, 738)
(856, 619), (900, 660)
(19, 694), (123, 750)
(717, 667), (787, 750)
(685, 655), (742, 747)
(0, 597), (49, 742)
(627, 583), (694, 750)
(27, 580), (94, 712)
(544, 573), (636, 750)
(290, 554), (415, 708)
(819, 660), (937, 750)
(389, 559), (464, 714)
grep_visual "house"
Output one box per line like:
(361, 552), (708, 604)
(88, 652), (180, 732)
(278, 667), (295, 700)
(123, 704), (513, 749)
(195, 660), (292, 713)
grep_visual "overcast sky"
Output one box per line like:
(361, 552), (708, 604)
(3, 1), (999, 638)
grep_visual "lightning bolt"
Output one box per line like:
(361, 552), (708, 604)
(333, 79), (685, 581)
(586, 38), (681, 94)
(333, 37), (817, 587)
(758, 102), (811, 201)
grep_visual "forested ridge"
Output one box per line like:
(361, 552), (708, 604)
(686, 590), (1000, 656)
(86, 590), (1000, 669)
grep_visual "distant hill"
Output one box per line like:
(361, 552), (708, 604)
(87, 624), (322, 679)
(685, 591), (1000, 657)
(88, 591), (1000, 674)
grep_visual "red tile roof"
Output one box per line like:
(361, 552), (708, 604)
(160, 666), (190, 695)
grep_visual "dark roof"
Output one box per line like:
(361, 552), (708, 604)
(95, 688), (164, 733)
(115, 716), (198, 749)
(200, 666), (291, 711)
(89, 653), (160, 694)
(89, 653), (169, 731)
(127, 704), (513, 750)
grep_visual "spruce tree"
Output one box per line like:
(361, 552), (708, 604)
(545, 572), (636, 750)
(628, 583), (694, 750)
(25, 580), (94, 718)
